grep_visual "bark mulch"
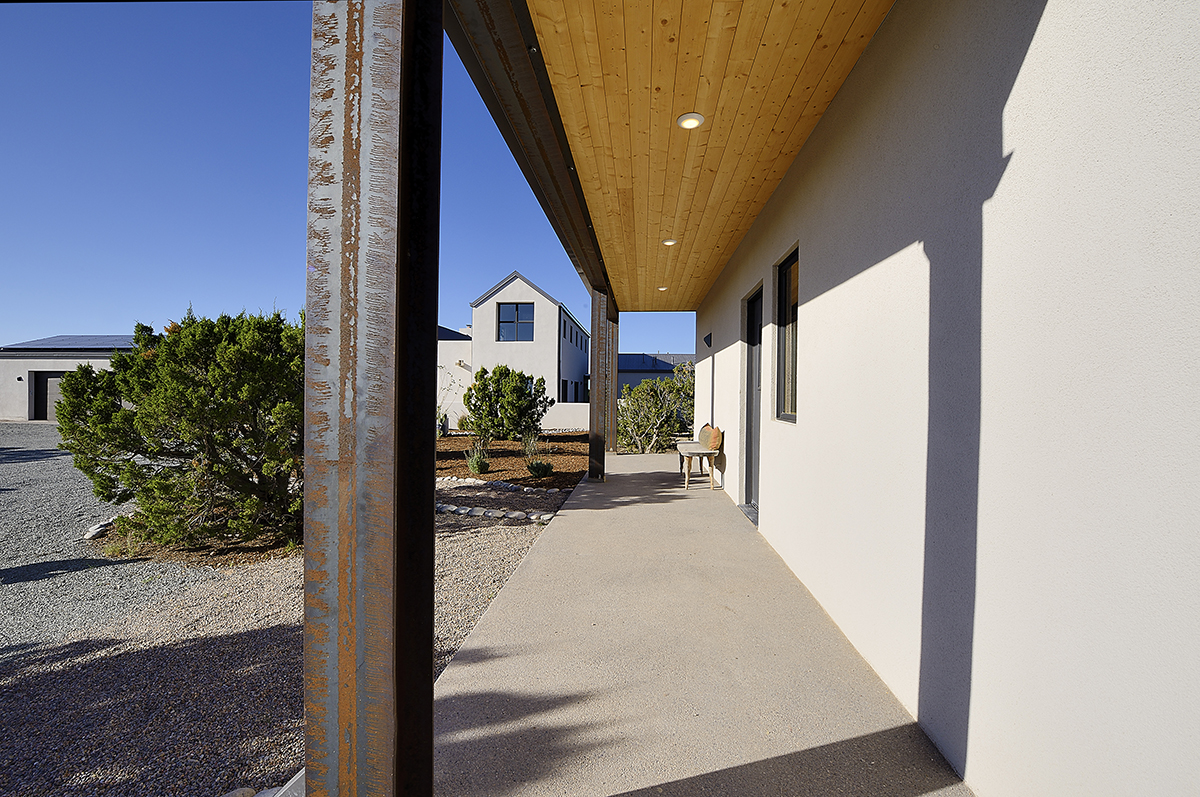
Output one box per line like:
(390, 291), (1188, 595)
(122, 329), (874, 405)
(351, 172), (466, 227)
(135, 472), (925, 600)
(435, 431), (589, 491)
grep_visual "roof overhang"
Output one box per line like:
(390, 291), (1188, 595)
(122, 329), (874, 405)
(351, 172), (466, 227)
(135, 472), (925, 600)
(447, 0), (896, 314)
(445, 0), (618, 321)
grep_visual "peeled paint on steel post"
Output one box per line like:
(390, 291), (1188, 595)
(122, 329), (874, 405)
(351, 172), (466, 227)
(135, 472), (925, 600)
(305, 0), (438, 793)
(606, 313), (618, 453)
(588, 289), (607, 480)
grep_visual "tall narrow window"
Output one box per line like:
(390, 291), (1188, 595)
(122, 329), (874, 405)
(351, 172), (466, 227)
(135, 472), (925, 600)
(776, 251), (799, 420)
(497, 302), (534, 341)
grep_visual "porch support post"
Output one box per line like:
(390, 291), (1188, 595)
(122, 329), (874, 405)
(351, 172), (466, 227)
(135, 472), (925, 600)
(606, 311), (619, 453)
(589, 289), (618, 478)
(305, 0), (441, 794)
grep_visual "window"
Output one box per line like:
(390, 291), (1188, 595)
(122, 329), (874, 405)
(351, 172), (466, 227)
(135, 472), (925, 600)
(498, 302), (534, 341)
(776, 251), (799, 420)
(561, 379), (568, 402)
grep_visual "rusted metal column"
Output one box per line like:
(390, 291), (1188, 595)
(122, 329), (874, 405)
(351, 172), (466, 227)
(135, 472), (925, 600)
(305, 0), (441, 794)
(588, 291), (619, 478)
(606, 312), (619, 453)
(588, 290), (608, 479)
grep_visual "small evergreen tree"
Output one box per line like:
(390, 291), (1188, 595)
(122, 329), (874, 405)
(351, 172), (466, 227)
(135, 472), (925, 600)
(462, 365), (554, 441)
(617, 361), (695, 453)
(56, 310), (304, 547)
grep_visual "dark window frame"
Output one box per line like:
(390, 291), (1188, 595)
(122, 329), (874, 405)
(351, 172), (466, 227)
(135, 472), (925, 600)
(497, 302), (534, 341)
(776, 250), (799, 422)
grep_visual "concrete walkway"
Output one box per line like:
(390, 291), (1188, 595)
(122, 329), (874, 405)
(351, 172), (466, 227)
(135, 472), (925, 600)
(434, 453), (973, 796)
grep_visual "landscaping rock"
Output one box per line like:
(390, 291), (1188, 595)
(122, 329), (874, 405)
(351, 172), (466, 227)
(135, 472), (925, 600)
(83, 522), (112, 540)
(219, 789), (256, 797)
(467, 507), (486, 517)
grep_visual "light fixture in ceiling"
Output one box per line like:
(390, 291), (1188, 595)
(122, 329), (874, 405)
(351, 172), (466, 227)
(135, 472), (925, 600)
(662, 238), (678, 246)
(676, 112), (704, 129)
(657, 286), (668, 291)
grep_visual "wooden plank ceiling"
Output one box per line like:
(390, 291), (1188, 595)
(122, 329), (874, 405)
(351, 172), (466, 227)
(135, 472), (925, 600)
(526, 0), (895, 312)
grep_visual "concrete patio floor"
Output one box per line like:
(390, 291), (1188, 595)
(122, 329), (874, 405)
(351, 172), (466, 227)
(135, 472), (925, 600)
(434, 453), (973, 796)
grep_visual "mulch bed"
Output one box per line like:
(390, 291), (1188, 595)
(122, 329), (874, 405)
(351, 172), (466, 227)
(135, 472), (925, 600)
(436, 431), (589, 491)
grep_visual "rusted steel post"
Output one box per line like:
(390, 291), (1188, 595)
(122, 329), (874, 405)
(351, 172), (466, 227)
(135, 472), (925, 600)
(588, 290), (618, 478)
(588, 290), (608, 479)
(606, 312), (619, 454)
(305, 0), (441, 794)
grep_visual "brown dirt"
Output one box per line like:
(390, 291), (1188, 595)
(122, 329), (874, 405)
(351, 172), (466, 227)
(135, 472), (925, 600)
(436, 431), (589, 491)
(90, 533), (301, 568)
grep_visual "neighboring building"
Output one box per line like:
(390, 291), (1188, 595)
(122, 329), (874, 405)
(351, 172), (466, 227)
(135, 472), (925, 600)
(436, 325), (474, 430)
(0, 335), (134, 421)
(438, 271), (591, 430)
(446, 1), (1200, 794)
(616, 353), (693, 394)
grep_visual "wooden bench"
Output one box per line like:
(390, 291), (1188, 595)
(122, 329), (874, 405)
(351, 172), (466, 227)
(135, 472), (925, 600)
(677, 424), (722, 490)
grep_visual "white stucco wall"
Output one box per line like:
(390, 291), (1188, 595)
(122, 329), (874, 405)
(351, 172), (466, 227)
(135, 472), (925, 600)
(436, 338), (473, 428)
(557, 309), (589, 403)
(0, 357), (113, 421)
(541, 401), (589, 430)
(695, 0), (1200, 794)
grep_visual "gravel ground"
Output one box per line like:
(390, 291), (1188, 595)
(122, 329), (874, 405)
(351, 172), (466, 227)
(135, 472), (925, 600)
(0, 422), (569, 795)
(0, 422), (303, 797)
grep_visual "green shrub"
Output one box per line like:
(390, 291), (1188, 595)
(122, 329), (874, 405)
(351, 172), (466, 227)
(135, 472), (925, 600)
(56, 310), (304, 547)
(464, 439), (490, 474)
(526, 460), (554, 478)
(463, 365), (554, 441)
(617, 361), (694, 454)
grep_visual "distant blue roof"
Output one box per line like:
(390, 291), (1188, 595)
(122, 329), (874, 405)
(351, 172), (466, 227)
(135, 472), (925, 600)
(437, 326), (471, 341)
(618, 353), (694, 373)
(0, 335), (135, 351)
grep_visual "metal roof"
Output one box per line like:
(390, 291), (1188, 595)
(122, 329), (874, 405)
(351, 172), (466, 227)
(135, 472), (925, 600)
(437, 325), (471, 341)
(0, 335), (135, 351)
(617, 353), (694, 373)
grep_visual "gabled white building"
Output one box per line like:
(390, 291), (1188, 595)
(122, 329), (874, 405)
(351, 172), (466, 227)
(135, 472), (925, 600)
(437, 271), (590, 430)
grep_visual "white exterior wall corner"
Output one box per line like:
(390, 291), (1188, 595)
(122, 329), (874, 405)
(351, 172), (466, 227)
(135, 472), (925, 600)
(436, 338), (473, 427)
(696, 0), (1200, 794)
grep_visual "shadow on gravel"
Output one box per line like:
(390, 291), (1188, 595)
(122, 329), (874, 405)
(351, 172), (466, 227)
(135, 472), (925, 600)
(0, 446), (71, 465)
(0, 623), (303, 796)
(0, 557), (147, 585)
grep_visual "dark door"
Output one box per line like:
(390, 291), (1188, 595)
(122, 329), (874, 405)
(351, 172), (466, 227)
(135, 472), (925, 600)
(745, 291), (763, 508)
(33, 371), (67, 421)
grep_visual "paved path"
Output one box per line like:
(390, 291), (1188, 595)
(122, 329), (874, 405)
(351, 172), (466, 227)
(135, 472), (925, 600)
(434, 453), (973, 796)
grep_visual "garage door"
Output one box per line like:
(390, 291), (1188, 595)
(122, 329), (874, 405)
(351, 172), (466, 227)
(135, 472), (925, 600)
(33, 371), (67, 421)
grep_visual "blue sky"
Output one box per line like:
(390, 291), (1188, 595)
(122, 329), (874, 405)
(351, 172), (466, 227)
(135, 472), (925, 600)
(0, 2), (694, 354)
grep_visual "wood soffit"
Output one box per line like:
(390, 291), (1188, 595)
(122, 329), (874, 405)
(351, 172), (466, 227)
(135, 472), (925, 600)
(448, 0), (895, 314)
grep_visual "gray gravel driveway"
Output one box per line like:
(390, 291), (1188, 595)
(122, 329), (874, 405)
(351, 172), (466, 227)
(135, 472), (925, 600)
(0, 423), (302, 797)
(0, 423), (569, 796)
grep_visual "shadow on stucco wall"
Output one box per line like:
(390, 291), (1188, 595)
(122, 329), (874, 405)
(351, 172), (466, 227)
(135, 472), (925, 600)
(784, 0), (1048, 775)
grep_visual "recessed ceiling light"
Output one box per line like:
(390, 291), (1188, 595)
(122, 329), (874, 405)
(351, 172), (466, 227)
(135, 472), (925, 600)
(662, 238), (678, 246)
(658, 286), (668, 291)
(676, 112), (704, 129)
